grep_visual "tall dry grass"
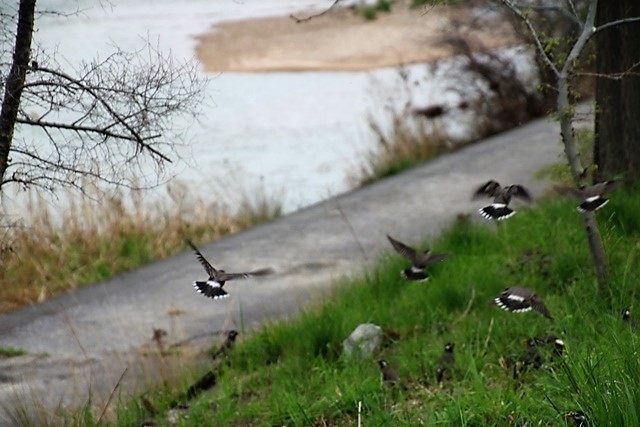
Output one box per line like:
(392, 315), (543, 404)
(0, 182), (282, 313)
(351, 106), (449, 187)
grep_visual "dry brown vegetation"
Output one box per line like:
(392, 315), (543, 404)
(0, 182), (281, 313)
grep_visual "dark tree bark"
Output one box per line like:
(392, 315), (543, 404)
(594, 0), (640, 181)
(0, 0), (35, 184)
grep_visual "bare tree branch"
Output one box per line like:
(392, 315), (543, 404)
(0, 4), (206, 195)
(576, 59), (640, 79)
(512, 2), (582, 26)
(290, 0), (341, 23)
(565, 0), (582, 25)
(500, 0), (560, 76)
(593, 15), (640, 35)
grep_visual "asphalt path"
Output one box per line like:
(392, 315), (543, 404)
(0, 109), (577, 423)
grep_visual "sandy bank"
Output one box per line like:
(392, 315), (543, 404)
(195, 2), (517, 72)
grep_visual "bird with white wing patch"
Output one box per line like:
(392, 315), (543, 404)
(186, 239), (274, 300)
(493, 286), (553, 320)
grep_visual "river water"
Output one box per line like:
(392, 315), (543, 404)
(3, 0), (534, 217)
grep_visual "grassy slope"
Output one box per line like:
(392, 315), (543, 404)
(101, 188), (640, 425)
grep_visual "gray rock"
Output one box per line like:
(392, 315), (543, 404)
(343, 323), (383, 358)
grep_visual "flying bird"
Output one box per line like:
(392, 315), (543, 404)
(473, 180), (532, 220)
(553, 179), (621, 212)
(436, 342), (455, 384)
(493, 286), (553, 320)
(386, 234), (449, 281)
(186, 239), (273, 300)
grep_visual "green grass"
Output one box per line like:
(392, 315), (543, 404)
(16, 185), (640, 426)
(0, 347), (27, 357)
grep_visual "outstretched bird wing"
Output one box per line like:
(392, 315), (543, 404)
(585, 179), (622, 197)
(531, 296), (553, 320)
(473, 180), (502, 199)
(425, 253), (450, 265)
(186, 239), (219, 278)
(217, 268), (274, 282)
(507, 185), (532, 202)
(553, 185), (584, 200)
(387, 234), (419, 264)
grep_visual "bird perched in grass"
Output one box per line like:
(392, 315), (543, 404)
(530, 333), (565, 357)
(473, 180), (532, 220)
(211, 330), (239, 359)
(386, 234), (449, 281)
(377, 359), (400, 388)
(553, 179), (621, 212)
(513, 334), (564, 379)
(186, 239), (273, 299)
(436, 342), (455, 384)
(565, 410), (589, 426)
(493, 286), (553, 320)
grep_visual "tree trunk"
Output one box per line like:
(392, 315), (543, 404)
(0, 0), (36, 186)
(594, 0), (640, 181)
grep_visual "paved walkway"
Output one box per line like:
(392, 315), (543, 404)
(0, 109), (574, 423)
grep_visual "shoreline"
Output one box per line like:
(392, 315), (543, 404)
(194, 2), (518, 73)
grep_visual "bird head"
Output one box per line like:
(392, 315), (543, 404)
(377, 359), (388, 369)
(228, 330), (239, 341)
(444, 342), (455, 352)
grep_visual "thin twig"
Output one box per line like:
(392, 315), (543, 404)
(565, 0), (582, 26)
(290, 0), (341, 23)
(500, 0), (560, 77)
(452, 287), (476, 327)
(61, 314), (88, 360)
(96, 366), (128, 426)
(483, 317), (495, 356)
(594, 16), (640, 35)
(335, 202), (369, 263)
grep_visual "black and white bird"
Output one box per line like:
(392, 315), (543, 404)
(565, 411), (589, 426)
(186, 239), (273, 300)
(513, 334), (565, 379)
(530, 333), (565, 357)
(377, 359), (400, 388)
(493, 286), (553, 320)
(386, 234), (449, 281)
(553, 180), (621, 212)
(473, 180), (532, 220)
(436, 342), (455, 384)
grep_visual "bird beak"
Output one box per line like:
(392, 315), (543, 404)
(564, 412), (571, 418)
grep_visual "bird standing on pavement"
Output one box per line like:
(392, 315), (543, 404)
(473, 180), (532, 220)
(553, 179), (621, 212)
(386, 234), (449, 281)
(493, 286), (553, 320)
(436, 342), (455, 384)
(186, 239), (273, 299)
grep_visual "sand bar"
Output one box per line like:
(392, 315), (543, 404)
(195, 1), (518, 72)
